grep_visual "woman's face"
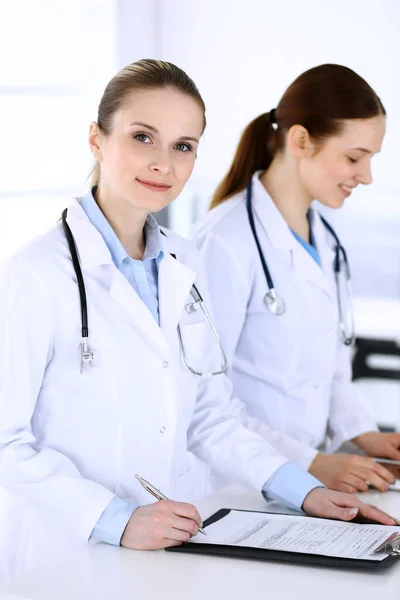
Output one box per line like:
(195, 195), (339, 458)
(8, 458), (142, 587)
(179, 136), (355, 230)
(90, 86), (204, 214)
(299, 115), (386, 208)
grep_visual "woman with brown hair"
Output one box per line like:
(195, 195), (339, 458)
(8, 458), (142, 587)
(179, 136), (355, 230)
(192, 64), (400, 495)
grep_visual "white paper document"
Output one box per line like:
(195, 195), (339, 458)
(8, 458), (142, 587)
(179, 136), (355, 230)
(192, 510), (400, 561)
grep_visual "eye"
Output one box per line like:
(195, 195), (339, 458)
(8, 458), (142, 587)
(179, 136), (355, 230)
(134, 133), (152, 143)
(174, 142), (192, 153)
(347, 157), (359, 164)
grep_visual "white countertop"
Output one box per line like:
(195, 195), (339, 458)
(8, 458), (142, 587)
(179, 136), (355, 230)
(1, 485), (400, 600)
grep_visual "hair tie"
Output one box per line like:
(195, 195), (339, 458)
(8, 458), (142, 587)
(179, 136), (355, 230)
(269, 108), (277, 127)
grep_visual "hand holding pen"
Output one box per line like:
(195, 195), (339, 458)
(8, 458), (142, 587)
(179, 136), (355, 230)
(120, 475), (206, 551)
(135, 475), (207, 535)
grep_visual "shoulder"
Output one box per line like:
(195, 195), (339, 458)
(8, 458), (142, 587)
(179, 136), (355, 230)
(191, 192), (256, 278)
(160, 226), (204, 271)
(191, 192), (249, 246)
(0, 223), (67, 285)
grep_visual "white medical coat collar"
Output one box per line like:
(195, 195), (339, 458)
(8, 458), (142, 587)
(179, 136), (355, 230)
(249, 173), (297, 251)
(250, 173), (336, 299)
(65, 199), (197, 354)
(65, 198), (113, 269)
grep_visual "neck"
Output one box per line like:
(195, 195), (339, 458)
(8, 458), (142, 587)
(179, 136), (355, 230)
(259, 154), (313, 241)
(94, 184), (147, 260)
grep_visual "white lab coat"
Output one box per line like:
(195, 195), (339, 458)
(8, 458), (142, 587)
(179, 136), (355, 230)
(0, 198), (289, 581)
(192, 173), (377, 472)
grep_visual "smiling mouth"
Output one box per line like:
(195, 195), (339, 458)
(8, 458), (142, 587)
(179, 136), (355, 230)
(136, 178), (171, 191)
(339, 184), (356, 197)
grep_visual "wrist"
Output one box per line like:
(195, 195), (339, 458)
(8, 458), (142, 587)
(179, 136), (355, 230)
(308, 453), (323, 474)
(351, 430), (375, 448)
(301, 486), (325, 511)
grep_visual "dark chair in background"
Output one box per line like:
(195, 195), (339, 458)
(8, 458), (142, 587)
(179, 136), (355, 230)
(352, 337), (400, 433)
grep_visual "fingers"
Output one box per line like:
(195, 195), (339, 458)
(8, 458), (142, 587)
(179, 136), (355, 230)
(384, 445), (400, 461)
(169, 528), (193, 543)
(121, 501), (202, 551)
(160, 501), (201, 539)
(337, 472), (369, 493)
(356, 468), (388, 493)
(171, 501), (202, 528)
(336, 482), (364, 494)
(169, 515), (199, 538)
(348, 458), (394, 492)
(328, 493), (398, 525)
(332, 506), (360, 522)
(368, 460), (397, 484)
(309, 499), (360, 522)
(356, 503), (397, 526)
(301, 487), (399, 526)
(368, 505), (400, 526)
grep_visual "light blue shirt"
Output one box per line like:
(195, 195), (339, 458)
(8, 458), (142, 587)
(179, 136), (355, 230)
(262, 463), (322, 511)
(81, 187), (164, 323)
(83, 189), (320, 545)
(290, 210), (321, 266)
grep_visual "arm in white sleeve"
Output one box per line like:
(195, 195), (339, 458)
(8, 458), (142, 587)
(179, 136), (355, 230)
(0, 257), (116, 543)
(192, 230), (249, 365)
(193, 229), (318, 472)
(185, 251), (323, 501)
(327, 341), (378, 452)
(239, 406), (318, 471)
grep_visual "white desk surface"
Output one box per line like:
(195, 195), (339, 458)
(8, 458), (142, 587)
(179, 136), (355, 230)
(1, 485), (400, 600)
(353, 297), (400, 340)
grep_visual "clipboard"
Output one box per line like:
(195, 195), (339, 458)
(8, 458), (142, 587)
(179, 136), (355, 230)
(166, 509), (400, 570)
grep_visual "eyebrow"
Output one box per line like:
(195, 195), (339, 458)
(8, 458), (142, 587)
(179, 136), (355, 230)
(129, 121), (199, 143)
(349, 147), (372, 154)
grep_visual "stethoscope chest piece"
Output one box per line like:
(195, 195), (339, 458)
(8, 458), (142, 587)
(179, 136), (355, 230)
(246, 179), (354, 343)
(80, 340), (94, 374)
(264, 290), (285, 315)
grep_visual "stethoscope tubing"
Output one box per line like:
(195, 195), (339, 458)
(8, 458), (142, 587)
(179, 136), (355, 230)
(245, 180), (354, 345)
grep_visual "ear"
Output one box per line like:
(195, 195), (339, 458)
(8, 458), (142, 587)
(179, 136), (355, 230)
(88, 122), (103, 161)
(287, 125), (316, 158)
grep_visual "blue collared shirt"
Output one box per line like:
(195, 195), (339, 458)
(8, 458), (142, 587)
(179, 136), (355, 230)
(83, 189), (320, 545)
(290, 210), (321, 266)
(262, 463), (322, 511)
(81, 187), (164, 323)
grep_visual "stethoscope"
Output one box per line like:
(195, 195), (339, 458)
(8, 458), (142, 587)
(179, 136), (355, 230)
(245, 179), (355, 346)
(61, 209), (228, 375)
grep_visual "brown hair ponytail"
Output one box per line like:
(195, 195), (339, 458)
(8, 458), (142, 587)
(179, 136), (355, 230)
(211, 64), (385, 210)
(211, 111), (277, 208)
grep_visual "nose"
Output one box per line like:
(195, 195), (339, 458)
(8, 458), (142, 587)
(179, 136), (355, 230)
(356, 162), (372, 186)
(149, 148), (172, 176)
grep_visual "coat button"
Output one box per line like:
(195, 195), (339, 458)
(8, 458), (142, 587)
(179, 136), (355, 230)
(160, 426), (166, 433)
(163, 361), (169, 368)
